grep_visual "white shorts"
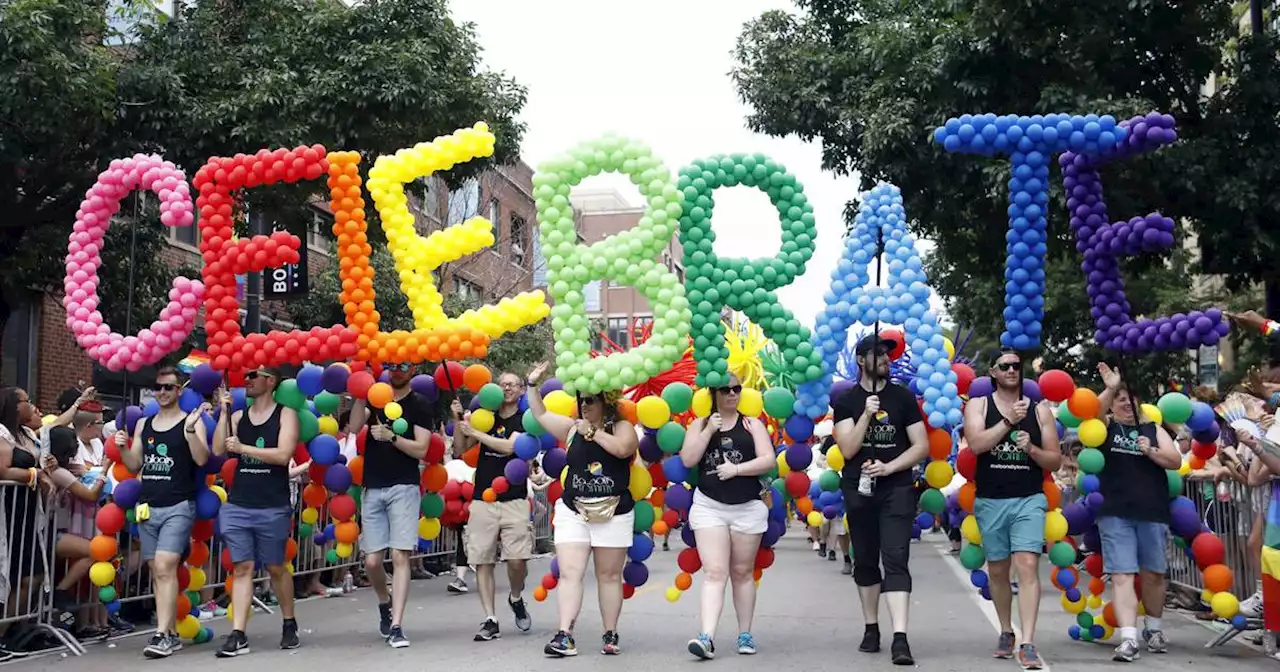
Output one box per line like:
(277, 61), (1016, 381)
(688, 489), (769, 535)
(553, 499), (635, 548)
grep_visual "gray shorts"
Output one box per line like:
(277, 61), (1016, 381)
(139, 501), (195, 561)
(361, 483), (420, 553)
(220, 503), (292, 567)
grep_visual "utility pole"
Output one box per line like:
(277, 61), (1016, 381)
(1251, 0), (1264, 36)
(245, 209), (265, 334)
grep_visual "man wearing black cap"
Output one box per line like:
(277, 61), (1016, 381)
(834, 334), (928, 665)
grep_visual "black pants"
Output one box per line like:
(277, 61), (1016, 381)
(843, 483), (915, 593)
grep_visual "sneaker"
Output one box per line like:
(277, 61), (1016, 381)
(1142, 629), (1167, 654)
(545, 630), (577, 657)
(387, 626), (410, 649)
(890, 634), (914, 666)
(737, 632), (757, 655)
(143, 633), (181, 659)
(280, 620), (300, 650)
(994, 631), (1015, 659)
(379, 602), (393, 638)
(1113, 638), (1140, 662)
(108, 614), (136, 634)
(1017, 643), (1044, 670)
(216, 630), (250, 658)
(812, 540), (820, 552)
(448, 578), (469, 594)
(474, 617), (500, 641)
(1240, 591), (1264, 618)
(509, 595), (532, 632)
(828, 550), (837, 561)
(662, 541), (670, 551)
(688, 633), (715, 659)
(819, 543), (828, 556)
(601, 630), (620, 655)
(842, 558), (853, 575)
(859, 627), (880, 653)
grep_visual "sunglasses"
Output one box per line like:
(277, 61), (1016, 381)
(244, 370), (276, 382)
(716, 385), (743, 395)
(578, 395), (602, 407)
(155, 383), (182, 392)
(388, 362), (415, 373)
(995, 362), (1021, 372)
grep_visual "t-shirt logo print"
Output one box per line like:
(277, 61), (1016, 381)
(874, 410), (889, 423)
(143, 438), (175, 478)
(1112, 428), (1143, 456)
(572, 460), (616, 495)
(241, 436), (269, 468)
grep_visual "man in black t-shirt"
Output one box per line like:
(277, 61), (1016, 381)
(347, 362), (432, 649)
(833, 335), (929, 665)
(452, 371), (533, 642)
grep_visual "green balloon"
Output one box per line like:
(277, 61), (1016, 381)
(477, 383), (504, 411)
(1157, 392), (1193, 425)
(657, 422), (686, 454)
(314, 391), (341, 416)
(1076, 612), (1094, 629)
(392, 418), (409, 435)
(661, 383), (694, 414)
(1077, 448), (1105, 475)
(325, 549), (339, 564)
(632, 500), (655, 533)
(818, 469), (841, 493)
(686, 466), (700, 487)
(960, 544), (987, 570)
(348, 484), (362, 509)
(522, 410), (547, 437)
(298, 523), (314, 540)
(420, 492), (444, 518)
(1173, 535), (1187, 550)
(297, 410), (319, 443)
(772, 477), (787, 498)
(762, 387), (795, 419)
(1048, 541), (1076, 568)
(1080, 630), (1095, 642)
(919, 488), (945, 515)
(126, 508), (137, 524)
(98, 586), (117, 603)
(274, 379), (307, 410)
(1166, 469), (1183, 498)
(1057, 404), (1082, 428)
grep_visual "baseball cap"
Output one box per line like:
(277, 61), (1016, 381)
(855, 335), (896, 356)
(56, 388), (103, 414)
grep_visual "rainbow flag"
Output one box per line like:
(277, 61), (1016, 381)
(177, 349), (210, 374)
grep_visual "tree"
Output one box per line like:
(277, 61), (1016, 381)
(732, 0), (1253, 390)
(285, 242), (415, 333)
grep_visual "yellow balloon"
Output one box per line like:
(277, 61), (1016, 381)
(961, 515), (983, 545)
(737, 388), (763, 418)
(1178, 461), (1192, 477)
(336, 542), (355, 559)
(385, 401), (403, 421)
(1061, 593), (1086, 614)
(1140, 403), (1162, 426)
(629, 461), (653, 502)
(1044, 510), (1068, 543)
(1077, 418), (1108, 448)
(776, 453), (791, 477)
(470, 408), (495, 433)
(665, 586), (682, 602)
(826, 446), (845, 472)
(1087, 594), (1103, 610)
(560, 466), (568, 488)
(544, 390), (577, 417)
(636, 396), (671, 429)
(1201, 588), (1215, 604)
(187, 567), (207, 592)
(924, 460), (954, 489)
(1101, 623), (1115, 640)
(1211, 592), (1240, 619)
(227, 603), (250, 622)
(209, 484), (227, 504)
(301, 507), (319, 525)
(318, 415), (339, 436)
(691, 388), (712, 418)
(176, 614), (200, 640)
(807, 511), (824, 527)
(89, 561), (116, 587)
(286, 562), (295, 575)
(943, 337), (956, 360)
(418, 516), (441, 540)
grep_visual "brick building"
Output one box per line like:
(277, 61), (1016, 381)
(1, 160), (539, 411)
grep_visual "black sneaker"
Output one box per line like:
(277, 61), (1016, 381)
(108, 614), (136, 635)
(280, 620), (300, 650)
(216, 630), (250, 658)
(448, 578), (469, 594)
(474, 617), (500, 641)
(891, 634), (914, 666)
(545, 630), (577, 657)
(601, 630), (621, 655)
(143, 633), (181, 659)
(828, 550), (837, 561)
(378, 602), (393, 638)
(387, 626), (410, 649)
(819, 544), (828, 557)
(509, 596), (532, 632)
(859, 626), (880, 653)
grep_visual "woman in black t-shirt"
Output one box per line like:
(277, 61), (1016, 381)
(679, 373), (776, 660)
(525, 363), (638, 658)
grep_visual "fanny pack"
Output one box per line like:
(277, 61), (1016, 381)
(574, 496), (621, 524)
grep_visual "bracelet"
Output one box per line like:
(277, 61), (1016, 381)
(1262, 320), (1278, 337)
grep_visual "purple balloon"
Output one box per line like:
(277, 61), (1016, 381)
(681, 524), (697, 548)
(761, 518), (784, 548)
(550, 557), (560, 578)
(113, 478), (142, 509)
(830, 379), (856, 402)
(204, 452), (227, 475)
(321, 364), (350, 394)
(122, 406), (143, 435)
(324, 464), (353, 493)
(968, 376), (994, 398)
(784, 443), (813, 472)
(540, 378), (564, 396)
(638, 433), (662, 464)
(665, 484), (693, 513)
(1084, 491), (1105, 510)
(189, 363), (222, 395)
(1170, 504), (1202, 538)
(1021, 379), (1042, 403)
(542, 448), (567, 479)
(504, 458), (530, 485)
(622, 561), (649, 587)
(410, 374), (438, 402)
(1082, 528), (1102, 553)
(1063, 502), (1093, 535)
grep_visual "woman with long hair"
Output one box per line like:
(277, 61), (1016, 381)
(43, 427), (113, 638)
(679, 372), (777, 659)
(525, 362), (638, 658)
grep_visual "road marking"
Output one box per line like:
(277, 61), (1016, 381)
(932, 540), (1053, 672)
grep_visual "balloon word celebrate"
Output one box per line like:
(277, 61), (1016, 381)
(934, 111), (1225, 352)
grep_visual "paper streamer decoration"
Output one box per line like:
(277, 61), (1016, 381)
(677, 154), (823, 388)
(795, 183), (962, 428)
(63, 154), (204, 371)
(536, 135), (692, 394)
(367, 122), (550, 339)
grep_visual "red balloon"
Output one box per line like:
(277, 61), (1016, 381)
(677, 548), (702, 574)
(95, 503), (126, 535)
(1191, 440), (1217, 460)
(878, 329), (907, 360)
(293, 442), (310, 465)
(492, 477), (510, 495)
(442, 480), (462, 500)
(1190, 532), (1226, 570)
(104, 440), (122, 464)
(754, 547), (776, 570)
(541, 573), (558, 591)
(434, 362), (466, 391)
(662, 508), (680, 529)
(221, 548), (234, 573)
(356, 426), (368, 455)
(347, 371), (375, 399)
(425, 434), (446, 464)
(784, 471), (811, 498)
(191, 518), (215, 542)
(955, 448), (977, 481)
(1084, 553), (1105, 578)
(220, 457), (238, 488)
(546, 480), (563, 503)
(1037, 369), (1076, 404)
(177, 564), (191, 592)
(952, 362), (976, 396)
(622, 583), (635, 599)
(460, 482), (475, 501)
(648, 462), (668, 488)
(329, 494), (357, 523)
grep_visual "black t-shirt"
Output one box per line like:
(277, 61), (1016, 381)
(229, 404), (291, 509)
(975, 394), (1046, 499)
(563, 425), (634, 514)
(696, 415), (762, 505)
(362, 390), (429, 489)
(137, 416), (198, 507)
(833, 382), (922, 489)
(474, 409), (527, 502)
(1097, 420), (1169, 523)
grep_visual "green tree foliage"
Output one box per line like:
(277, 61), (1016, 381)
(732, 0), (1271, 391)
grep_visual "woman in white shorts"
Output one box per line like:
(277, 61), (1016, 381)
(525, 363), (638, 658)
(680, 373), (776, 659)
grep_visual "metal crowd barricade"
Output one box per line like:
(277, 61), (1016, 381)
(0, 482), (85, 657)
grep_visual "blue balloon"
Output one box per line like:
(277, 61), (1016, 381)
(142, 399), (160, 417)
(539, 433), (558, 451)
(295, 365), (325, 397)
(514, 434), (541, 461)
(178, 388), (203, 413)
(628, 534), (654, 562)
(230, 388), (248, 413)
(309, 434), (341, 466)
(1068, 624), (1081, 640)
(784, 415), (814, 442)
(194, 488), (221, 519)
(1186, 402), (1215, 432)
(662, 456), (689, 484)
(970, 569), (989, 588)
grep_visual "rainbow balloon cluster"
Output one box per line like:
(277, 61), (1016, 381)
(63, 155), (203, 372)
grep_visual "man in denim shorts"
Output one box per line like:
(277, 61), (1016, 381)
(346, 362), (432, 648)
(1095, 363), (1182, 662)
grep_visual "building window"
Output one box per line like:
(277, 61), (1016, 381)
(489, 198), (500, 227)
(1, 296), (38, 392)
(447, 179), (480, 225)
(607, 317), (629, 349)
(307, 212), (331, 253)
(455, 278), (483, 305)
(510, 215), (527, 267)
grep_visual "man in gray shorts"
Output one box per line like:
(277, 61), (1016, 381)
(346, 362), (433, 648)
(118, 366), (212, 658)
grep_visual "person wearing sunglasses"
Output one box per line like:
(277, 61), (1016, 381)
(452, 371), (534, 643)
(116, 367), (211, 658)
(212, 366), (301, 657)
(521, 362), (638, 657)
(345, 361), (432, 649)
(962, 349), (1060, 669)
(834, 334), (929, 666)
(680, 372), (776, 659)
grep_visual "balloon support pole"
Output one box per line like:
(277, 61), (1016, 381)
(251, 594), (274, 615)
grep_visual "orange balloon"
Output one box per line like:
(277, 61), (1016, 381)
(1189, 454), (1206, 470)
(482, 487), (497, 503)
(1043, 480), (1061, 511)
(1203, 563), (1234, 593)
(302, 483), (329, 509)
(617, 399), (638, 426)
(420, 463), (448, 492)
(462, 445), (480, 468)
(752, 567), (764, 581)
(89, 534), (117, 562)
(533, 586), (548, 602)
(1102, 601), (1117, 627)
(927, 429), (952, 461)
(1089, 577), (1106, 596)
(648, 489), (665, 508)
(462, 364), (492, 393)
(795, 496), (814, 516)
(224, 573), (234, 594)
(285, 537), (299, 562)
(652, 520), (669, 536)
(176, 594), (191, 618)
(347, 456), (364, 486)
(186, 540), (209, 567)
(205, 473), (216, 487)
(1067, 388), (1101, 420)
(675, 572), (694, 590)
(334, 521), (360, 545)
(958, 482), (977, 513)
(112, 463), (134, 483)
(366, 382), (394, 409)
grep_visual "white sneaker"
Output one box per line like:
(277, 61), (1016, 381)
(1239, 591), (1264, 618)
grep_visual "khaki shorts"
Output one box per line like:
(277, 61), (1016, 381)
(465, 499), (534, 565)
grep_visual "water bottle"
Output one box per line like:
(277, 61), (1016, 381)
(1215, 481), (1231, 503)
(342, 571), (354, 594)
(858, 472), (875, 496)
